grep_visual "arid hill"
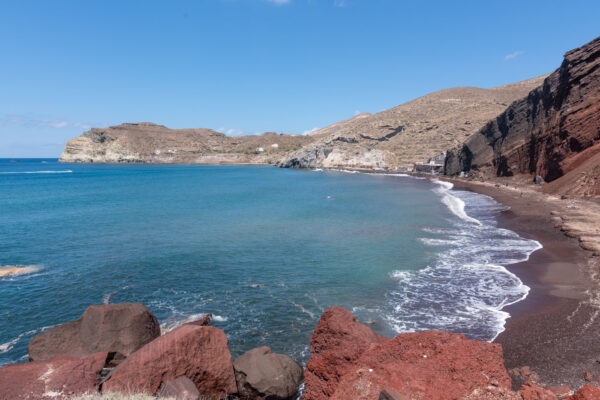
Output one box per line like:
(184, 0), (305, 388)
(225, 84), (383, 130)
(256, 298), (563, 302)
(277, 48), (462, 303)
(445, 36), (600, 197)
(277, 75), (547, 170)
(59, 122), (314, 164)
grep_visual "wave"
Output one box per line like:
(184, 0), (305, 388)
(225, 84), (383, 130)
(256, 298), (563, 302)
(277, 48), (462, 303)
(0, 325), (54, 355)
(0, 170), (72, 175)
(0, 265), (42, 278)
(160, 313), (228, 333)
(382, 186), (541, 342)
(432, 179), (481, 225)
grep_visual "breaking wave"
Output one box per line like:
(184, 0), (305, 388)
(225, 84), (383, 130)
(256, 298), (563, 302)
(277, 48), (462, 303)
(383, 185), (541, 341)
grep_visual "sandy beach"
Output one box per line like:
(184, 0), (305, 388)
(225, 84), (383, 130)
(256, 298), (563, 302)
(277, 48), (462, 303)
(446, 177), (600, 389)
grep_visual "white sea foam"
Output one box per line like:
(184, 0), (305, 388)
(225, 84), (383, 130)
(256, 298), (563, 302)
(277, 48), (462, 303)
(0, 325), (54, 354)
(160, 312), (229, 333)
(381, 183), (541, 342)
(0, 170), (72, 174)
(432, 180), (481, 225)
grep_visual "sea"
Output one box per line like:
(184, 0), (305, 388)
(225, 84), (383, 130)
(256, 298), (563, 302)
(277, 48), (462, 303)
(0, 159), (541, 366)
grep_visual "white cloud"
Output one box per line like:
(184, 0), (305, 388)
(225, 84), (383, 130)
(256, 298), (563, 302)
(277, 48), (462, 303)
(267, 0), (290, 4)
(302, 127), (319, 135)
(354, 110), (361, 116)
(334, 0), (346, 7)
(218, 127), (245, 136)
(504, 50), (524, 61)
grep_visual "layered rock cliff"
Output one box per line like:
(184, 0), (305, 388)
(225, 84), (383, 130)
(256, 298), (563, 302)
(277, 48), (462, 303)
(277, 76), (546, 170)
(59, 122), (314, 164)
(445, 36), (600, 196)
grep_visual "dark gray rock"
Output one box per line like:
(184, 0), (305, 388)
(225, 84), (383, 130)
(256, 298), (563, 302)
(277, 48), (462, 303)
(234, 346), (302, 400)
(159, 376), (200, 400)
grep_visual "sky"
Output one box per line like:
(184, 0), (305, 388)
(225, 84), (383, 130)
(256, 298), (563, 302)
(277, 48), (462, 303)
(1, 0), (599, 157)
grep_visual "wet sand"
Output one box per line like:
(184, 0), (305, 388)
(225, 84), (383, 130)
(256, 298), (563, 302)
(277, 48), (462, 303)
(448, 178), (600, 389)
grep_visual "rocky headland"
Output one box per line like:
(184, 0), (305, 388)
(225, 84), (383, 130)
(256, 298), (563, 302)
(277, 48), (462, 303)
(444, 36), (600, 197)
(59, 123), (314, 165)
(1, 303), (599, 399)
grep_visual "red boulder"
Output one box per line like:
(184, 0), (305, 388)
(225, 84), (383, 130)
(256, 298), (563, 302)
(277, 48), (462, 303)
(304, 306), (386, 400)
(102, 324), (237, 398)
(0, 352), (108, 399)
(566, 385), (600, 400)
(305, 307), (513, 400)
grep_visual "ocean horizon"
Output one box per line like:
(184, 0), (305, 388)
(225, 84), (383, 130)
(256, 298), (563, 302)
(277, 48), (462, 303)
(0, 159), (540, 366)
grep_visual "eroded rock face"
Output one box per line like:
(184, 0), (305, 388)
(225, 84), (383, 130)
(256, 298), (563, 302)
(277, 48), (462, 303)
(233, 346), (302, 400)
(519, 381), (558, 400)
(445, 36), (600, 196)
(28, 303), (160, 362)
(102, 324), (237, 398)
(304, 307), (512, 400)
(0, 352), (108, 399)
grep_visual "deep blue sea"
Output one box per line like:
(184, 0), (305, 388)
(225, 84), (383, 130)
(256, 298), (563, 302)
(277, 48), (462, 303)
(0, 159), (540, 366)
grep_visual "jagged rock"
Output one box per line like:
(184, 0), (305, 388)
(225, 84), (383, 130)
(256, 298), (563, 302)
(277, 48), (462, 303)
(445, 36), (600, 197)
(303, 306), (386, 400)
(233, 346), (302, 400)
(102, 324), (237, 398)
(304, 307), (512, 400)
(565, 384), (600, 399)
(188, 313), (212, 326)
(158, 376), (200, 400)
(0, 352), (108, 399)
(28, 303), (160, 362)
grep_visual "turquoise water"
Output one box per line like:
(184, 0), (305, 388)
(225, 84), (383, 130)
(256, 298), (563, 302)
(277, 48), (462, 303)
(0, 159), (540, 366)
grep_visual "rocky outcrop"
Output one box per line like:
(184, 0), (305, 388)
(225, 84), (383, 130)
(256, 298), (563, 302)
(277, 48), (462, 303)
(59, 122), (313, 165)
(233, 346), (302, 400)
(304, 306), (387, 399)
(445, 36), (600, 197)
(28, 303), (160, 362)
(102, 324), (237, 398)
(0, 352), (109, 399)
(277, 76), (546, 170)
(305, 307), (513, 400)
(566, 384), (600, 399)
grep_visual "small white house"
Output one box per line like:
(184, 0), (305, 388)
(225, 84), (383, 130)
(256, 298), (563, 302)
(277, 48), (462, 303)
(256, 147), (265, 152)
(271, 143), (279, 148)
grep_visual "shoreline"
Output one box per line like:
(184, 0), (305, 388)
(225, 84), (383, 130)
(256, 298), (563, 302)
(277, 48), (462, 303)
(446, 177), (600, 389)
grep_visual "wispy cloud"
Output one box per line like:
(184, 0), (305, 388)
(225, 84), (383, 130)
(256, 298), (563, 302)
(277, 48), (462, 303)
(302, 127), (319, 135)
(0, 114), (99, 130)
(266, 0), (291, 5)
(504, 50), (524, 61)
(334, 0), (346, 7)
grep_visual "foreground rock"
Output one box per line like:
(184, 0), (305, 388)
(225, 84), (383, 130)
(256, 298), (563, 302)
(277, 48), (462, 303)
(158, 376), (201, 400)
(102, 324), (237, 398)
(28, 303), (160, 362)
(0, 352), (108, 399)
(234, 346), (302, 400)
(305, 307), (512, 400)
(566, 384), (600, 399)
(445, 36), (600, 197)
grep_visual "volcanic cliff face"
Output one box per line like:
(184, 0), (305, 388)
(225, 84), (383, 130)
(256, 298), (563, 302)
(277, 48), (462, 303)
(59, 122), (315, 164)
(277, 76), (546, 170)
(445, 36), (600, 197)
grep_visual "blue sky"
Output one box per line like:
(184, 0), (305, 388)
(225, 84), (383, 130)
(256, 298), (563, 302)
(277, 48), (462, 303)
(1, 0), (599, 157)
